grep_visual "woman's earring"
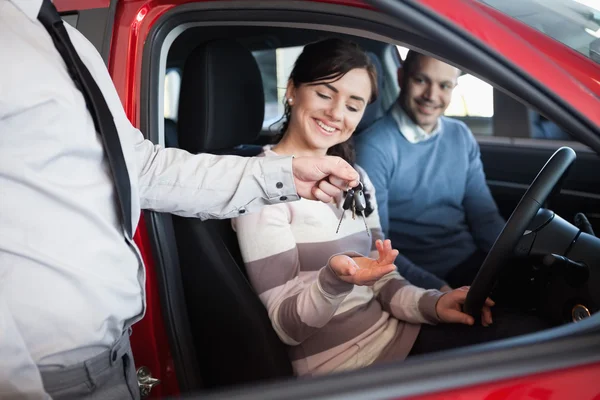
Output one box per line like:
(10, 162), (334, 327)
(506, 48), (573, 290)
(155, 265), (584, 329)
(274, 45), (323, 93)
(287, 98), (293, 104)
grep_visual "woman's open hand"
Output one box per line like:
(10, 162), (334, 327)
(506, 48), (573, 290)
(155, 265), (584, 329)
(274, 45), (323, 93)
(330, 239), (398, 286)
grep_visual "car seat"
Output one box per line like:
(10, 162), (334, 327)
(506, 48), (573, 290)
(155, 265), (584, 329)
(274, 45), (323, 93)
(172, 39), (294, 389)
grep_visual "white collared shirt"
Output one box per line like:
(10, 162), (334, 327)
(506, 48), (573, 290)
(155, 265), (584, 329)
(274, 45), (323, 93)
(390, 102), (443, 143)
(0, 0), (297, 397)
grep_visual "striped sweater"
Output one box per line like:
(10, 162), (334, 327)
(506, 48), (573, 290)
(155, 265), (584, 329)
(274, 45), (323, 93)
(232, 148), (443, 376)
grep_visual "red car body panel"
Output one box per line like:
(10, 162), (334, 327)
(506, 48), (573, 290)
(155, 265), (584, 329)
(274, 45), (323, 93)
(55, 0), (110, 10)
(411, 361), (600, 400)
(52, 0), (600, 398)
(417, 0), (600, 123)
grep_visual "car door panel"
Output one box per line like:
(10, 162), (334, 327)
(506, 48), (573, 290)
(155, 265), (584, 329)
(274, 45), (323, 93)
(480, 140), (600, 230)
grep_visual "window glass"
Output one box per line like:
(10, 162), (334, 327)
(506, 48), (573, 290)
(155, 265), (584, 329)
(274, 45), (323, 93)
(445, 75), (494, 118)
(164, 68), (181, 121)
(253, 46), (304, 131)
(480, 0), (600, 64)
(395, 45), (577, 140)
(397, 45), (494, 135)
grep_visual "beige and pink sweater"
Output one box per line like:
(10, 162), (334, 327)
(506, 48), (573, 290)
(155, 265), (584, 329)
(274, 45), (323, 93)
(232, 149), (443, 376)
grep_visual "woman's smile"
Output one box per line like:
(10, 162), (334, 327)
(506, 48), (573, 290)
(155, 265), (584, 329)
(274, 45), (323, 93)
(313, 118), (339, 136)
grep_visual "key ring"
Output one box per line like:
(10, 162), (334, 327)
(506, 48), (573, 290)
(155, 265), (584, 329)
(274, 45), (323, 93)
(335, 182), (370, 236)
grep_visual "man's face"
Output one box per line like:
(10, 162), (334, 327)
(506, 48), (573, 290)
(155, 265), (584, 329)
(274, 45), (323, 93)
(398, 55), (459, 133)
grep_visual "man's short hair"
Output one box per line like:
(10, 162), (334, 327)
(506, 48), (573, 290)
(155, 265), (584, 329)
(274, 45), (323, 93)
(401, 50), (462, 77)
(401, 50), (422, 76)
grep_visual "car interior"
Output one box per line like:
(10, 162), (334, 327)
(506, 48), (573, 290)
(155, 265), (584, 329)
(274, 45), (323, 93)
(138, 8), (600, 397)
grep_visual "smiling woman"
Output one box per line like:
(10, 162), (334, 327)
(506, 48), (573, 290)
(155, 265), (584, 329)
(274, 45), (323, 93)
(274, 67), (373, 156)
(272, 38), (378, 161)
(230, 38), (552, 378)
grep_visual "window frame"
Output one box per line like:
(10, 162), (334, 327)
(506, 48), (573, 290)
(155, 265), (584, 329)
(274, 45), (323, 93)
(138, 1), (600, 396)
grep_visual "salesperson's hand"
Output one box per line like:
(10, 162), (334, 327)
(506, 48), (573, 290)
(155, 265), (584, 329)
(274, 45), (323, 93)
(292, 156), (360, 202)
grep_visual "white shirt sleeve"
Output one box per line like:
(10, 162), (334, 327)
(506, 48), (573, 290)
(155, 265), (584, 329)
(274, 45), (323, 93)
(133, 139), (300, 219)
(0, 296), (51, 400)
(73, 23), (299, 221)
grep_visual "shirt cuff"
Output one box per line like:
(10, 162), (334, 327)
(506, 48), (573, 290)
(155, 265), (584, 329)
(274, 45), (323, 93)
(418, 289), (444, 324)
(261, 156), (299, 203)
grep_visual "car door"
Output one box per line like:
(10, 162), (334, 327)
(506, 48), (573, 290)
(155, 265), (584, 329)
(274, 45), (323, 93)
(446, 79), (600, 232)
(73, 0), (600, 398)
(438, 0), (600, 232)
(54, 0), (118, 65)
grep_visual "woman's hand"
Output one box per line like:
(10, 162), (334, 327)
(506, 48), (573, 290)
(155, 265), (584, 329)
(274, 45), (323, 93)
(330, 239), (398, 286)
(436, 286), (495, 327)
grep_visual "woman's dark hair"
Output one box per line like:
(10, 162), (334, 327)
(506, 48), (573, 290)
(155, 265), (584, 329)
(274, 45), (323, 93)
(273, 38), (378, 216)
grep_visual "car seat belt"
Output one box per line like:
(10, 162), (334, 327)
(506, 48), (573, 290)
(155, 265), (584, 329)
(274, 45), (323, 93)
(37, 0), (133, 238)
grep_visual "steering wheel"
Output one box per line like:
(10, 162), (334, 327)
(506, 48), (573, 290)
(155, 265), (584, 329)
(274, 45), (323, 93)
(463, 146), (577, 319)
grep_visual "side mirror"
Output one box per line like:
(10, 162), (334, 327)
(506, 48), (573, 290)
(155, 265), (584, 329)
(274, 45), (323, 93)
(590, 38), (600, 63)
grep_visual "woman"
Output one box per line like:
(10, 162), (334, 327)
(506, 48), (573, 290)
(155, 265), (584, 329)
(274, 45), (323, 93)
(232, 38), (548, 377)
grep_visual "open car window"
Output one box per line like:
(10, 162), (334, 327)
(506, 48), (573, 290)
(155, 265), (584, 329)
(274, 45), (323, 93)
(253, 46), (304, 132)
(397, 45), (578, 141)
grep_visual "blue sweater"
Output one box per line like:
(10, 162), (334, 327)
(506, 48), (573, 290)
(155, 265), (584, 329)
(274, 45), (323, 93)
(355, 109), (505, 281)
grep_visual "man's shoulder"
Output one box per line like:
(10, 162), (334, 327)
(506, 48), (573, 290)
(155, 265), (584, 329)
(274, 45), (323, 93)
(440, 116), (477, 143)
(440, 116), (471, 132)
(355, 113), (397, 145)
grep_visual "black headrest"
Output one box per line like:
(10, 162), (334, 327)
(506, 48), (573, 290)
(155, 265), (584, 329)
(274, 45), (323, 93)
(178, 40), (265, 153)
(356, 51), (385, 134)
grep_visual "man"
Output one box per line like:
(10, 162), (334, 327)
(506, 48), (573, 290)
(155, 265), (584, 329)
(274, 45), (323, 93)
(355, 50), (505, 291)
(0, 1), (360, 398)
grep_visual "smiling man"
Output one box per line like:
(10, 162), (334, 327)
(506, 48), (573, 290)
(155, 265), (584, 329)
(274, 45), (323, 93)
(355, 51), (505, 290)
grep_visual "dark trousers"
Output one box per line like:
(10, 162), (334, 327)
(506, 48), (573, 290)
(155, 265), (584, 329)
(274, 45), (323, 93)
(40, 331), (140, 400)
(444, 250), (488, 288)
(408, 307), (552, 356)
(444, 250), (533, 307)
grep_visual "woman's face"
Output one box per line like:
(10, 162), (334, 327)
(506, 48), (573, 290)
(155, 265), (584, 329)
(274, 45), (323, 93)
(286, 67), (372, 154)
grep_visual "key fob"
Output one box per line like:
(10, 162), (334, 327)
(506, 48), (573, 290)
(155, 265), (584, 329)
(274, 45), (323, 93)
(342, 189), (355, 210)
(353, 189), (366, 212)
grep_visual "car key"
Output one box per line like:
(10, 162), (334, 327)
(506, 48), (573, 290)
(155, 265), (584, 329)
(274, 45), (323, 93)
(336, 187), (355, 233)
(335, 183), (369, 236)
(353, 182), (365, 213)
(353, 184), (370, 236)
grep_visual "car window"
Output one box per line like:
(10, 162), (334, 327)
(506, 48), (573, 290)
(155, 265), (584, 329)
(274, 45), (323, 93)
(162, 42), (579, 142)
(164, 68), (181, 122)
(397, 45), (577, 141)
(162, 46), (305, 132)
(397, 45), (494, 137)
(480, 0), (600, 64)
(253, 46), (304, 132)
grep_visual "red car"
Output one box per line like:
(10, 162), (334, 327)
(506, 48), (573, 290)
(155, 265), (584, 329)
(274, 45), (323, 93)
(55, 0), (600, 398)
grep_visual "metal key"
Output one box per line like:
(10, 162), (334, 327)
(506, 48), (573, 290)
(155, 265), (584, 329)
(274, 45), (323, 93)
(353, 183), (366, 212)
(336, 188), (355, 233)
(335, 183), (370, 236)
(353, 184), (370, 236)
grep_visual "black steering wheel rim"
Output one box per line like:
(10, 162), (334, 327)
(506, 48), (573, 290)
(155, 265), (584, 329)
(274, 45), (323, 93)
(464, 146), (577, 318)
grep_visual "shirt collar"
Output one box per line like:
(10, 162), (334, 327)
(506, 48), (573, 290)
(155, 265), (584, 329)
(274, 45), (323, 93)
(9, 0), (44, 21)
(391, 101), (443, 144)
